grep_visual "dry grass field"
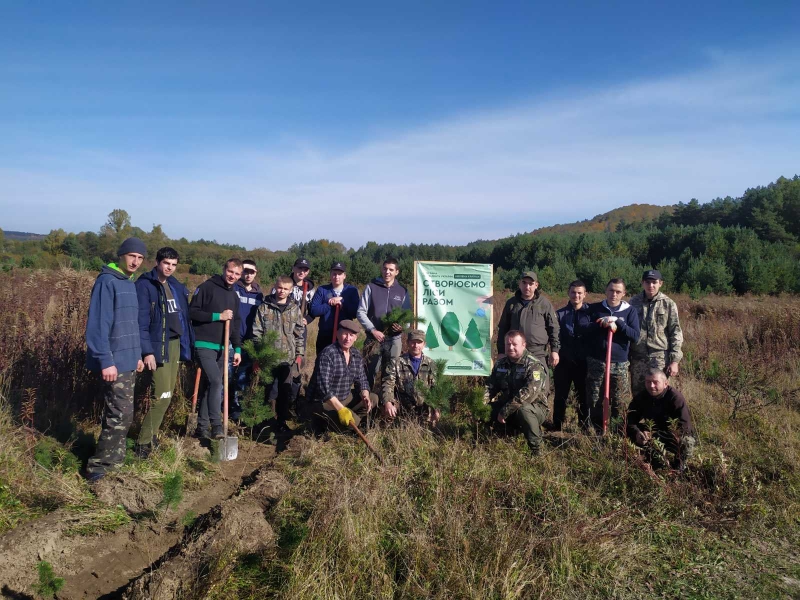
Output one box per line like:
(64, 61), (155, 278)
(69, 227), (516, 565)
(0, 268), (798, 598)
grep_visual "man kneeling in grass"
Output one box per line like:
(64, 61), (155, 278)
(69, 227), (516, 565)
(308, 319), (377, 434)
(380, 328), (440, 427)
(626, 368), (695, 471)
(485, 330), (549, 455)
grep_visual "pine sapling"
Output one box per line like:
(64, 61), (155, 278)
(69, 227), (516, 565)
(159, 471), (184, 511)
(464, 385), (491, 423)
(381, 307), (426, 334)
(414, 359), (455, 415)
(33, 561), (64, 598)
(239, 330), (287, 428)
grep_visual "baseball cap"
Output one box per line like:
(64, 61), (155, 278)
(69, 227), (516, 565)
(294, 258), (310, 269)
(520, 270), (538, 282)
(642, 269), (663, 281)
(330, 261), (346, 272)
(407, 329), (425, 342)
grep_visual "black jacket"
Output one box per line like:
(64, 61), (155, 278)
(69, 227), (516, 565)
(556, 302), (591, 361)
(627, 385), (694, 443)
(135, 268), (194, 363)
(190, 275), (242, 350)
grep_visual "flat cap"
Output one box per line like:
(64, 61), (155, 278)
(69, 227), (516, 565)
(338, 319), (362, 334)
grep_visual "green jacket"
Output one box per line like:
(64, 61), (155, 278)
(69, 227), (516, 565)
(381, 354), (437, 408)
(252, 294), (305, 361)
(629, 291), (683, 363)
(484, 351), (549, 420)
(496, 290), (560, 357)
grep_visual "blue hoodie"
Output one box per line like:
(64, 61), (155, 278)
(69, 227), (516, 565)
(135, 268), (194, 364)
(581, 300), (641, 363)
(234, 280), (263, 340)
(310, 283), (360, 335)
(85, 264), (142, 373)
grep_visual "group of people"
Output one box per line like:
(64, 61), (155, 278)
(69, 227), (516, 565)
(82, 237), (695, 482)
(493, 269), (694, 466)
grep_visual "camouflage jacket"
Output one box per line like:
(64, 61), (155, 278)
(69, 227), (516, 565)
(251, 295), (305, 361)
(484, 351), (549, 420)
(381, 354), (436, 408)
(629, 291), (683, 363)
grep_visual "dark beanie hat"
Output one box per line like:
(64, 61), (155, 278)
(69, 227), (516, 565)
(117, 237), (147, 257)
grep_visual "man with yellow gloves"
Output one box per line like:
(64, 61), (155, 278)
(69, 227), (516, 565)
(308, 319), (376, 433)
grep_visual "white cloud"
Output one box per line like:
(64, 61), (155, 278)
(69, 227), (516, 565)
(1, 49), (799, 249)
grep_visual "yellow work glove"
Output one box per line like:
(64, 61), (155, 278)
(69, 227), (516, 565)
(337, 407), (355, 427)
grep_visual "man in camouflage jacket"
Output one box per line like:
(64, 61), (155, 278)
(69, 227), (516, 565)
(252, 275), (305, 427)
(485, 330), (550, 454)
(629, 269), (683, 396)
(381, 329), (439, 425)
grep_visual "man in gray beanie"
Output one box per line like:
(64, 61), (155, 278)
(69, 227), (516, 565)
(84, 237), (146, 481)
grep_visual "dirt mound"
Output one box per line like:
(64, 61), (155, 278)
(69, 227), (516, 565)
(92, 473), (162, 515)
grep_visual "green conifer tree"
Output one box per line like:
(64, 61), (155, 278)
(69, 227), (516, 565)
(440, 312), (461, 350)
(462, 318), (482, 350)
(414, 359), (455, 415)
(238, 330), (287, 428)
(425, 322), (440, 350)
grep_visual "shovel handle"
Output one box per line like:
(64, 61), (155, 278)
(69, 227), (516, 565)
(332, 303), (341, 342)
(191, 367), (201, 413)
(602, 327), (613, 434)
(349, 421), (384, 465)
(223, 320), (230, 438)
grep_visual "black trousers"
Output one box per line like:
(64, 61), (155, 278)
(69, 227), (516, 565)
(552, 357), (589, 428)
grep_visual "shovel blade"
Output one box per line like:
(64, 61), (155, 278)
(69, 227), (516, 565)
(186, 413), (198, 437)
(215, 436), (238, 461)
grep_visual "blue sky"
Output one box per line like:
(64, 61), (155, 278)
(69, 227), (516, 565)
(1, 1), (799, 250)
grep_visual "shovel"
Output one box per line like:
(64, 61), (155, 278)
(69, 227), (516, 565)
(602, 327), (613, 435)
(215, 320), (238, 461)
(187, 366), (201, 435)
(331, 302), (341, 344)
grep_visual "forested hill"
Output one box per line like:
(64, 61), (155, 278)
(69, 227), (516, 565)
(1, 176), (798, 296)
(530, 204), (673, 236)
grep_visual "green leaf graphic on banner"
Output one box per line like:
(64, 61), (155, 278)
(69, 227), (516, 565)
(462, 318), (482, 350)
(425, 322), (440, 350)
(440, 312), (461, 350)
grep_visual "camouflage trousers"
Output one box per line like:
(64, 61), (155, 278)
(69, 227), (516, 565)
(86, 370), (136, 475)
(630, 355), (667, 397)
(634, 432), (696, 469)
(364, 335), (403, 391)
(586, 356), (631, 432)
(490, 402), (548, 453)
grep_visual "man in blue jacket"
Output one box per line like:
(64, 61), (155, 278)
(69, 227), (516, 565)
(580, 278), (641, 432)
(552, 280), (592, 431)
(134, 247), (194, 457)
(310, 261), (360, 356)
(85, 237), (146, 481)
(357, 257), (412, 389)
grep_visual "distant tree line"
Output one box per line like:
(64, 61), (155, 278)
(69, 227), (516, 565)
(1, 176), (798, 295)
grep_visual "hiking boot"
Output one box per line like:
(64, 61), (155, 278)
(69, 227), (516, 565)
(211, 425), (225, 439)
(134, 443), (153, 459)
(193, 428), (210, 440)
(151, 435), (160, 449)
(85, 471), (105, 483)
